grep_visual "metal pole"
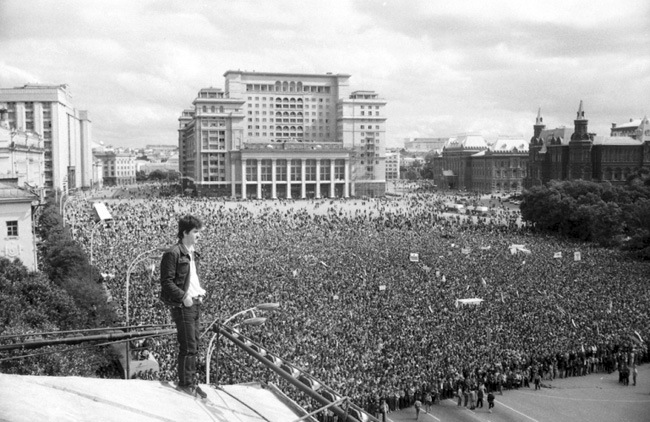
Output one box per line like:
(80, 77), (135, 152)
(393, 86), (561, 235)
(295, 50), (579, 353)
(214, 330), (221, 385)
(220, 327), (366, 422)
(125, 247), (165, 380)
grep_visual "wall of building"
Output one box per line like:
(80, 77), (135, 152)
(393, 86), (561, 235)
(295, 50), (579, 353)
(0, 85), (92, 192)
(0, 196), (37, 271)
(180, 72), (387, 198)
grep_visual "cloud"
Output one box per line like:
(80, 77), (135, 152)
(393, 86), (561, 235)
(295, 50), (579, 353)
(0, 0), (648, 148)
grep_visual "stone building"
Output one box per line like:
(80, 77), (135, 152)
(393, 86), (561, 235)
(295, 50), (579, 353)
(178, 71), (387, 198)
(0, 84), (93, 192)
(525, 102), (650, 187)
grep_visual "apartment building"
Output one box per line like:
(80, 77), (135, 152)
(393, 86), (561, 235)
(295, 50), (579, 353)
(0, 84), (93, 192)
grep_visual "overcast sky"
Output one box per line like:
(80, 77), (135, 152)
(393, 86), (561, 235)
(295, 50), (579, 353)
(1, 0), (648, 149)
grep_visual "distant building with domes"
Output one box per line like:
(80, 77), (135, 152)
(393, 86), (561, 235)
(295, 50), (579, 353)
(525, 102), (650, 188)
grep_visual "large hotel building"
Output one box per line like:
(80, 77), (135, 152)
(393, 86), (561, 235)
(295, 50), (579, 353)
(178, 71), (387, 198)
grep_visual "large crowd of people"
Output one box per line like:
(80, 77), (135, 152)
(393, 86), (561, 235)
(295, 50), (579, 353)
(67, 189), (649, 416)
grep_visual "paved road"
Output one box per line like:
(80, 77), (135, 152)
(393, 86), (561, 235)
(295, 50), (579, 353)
(383, 365), (650, 422)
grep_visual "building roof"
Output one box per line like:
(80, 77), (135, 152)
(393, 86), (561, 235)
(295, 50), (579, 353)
(612, 118), (642, 130)
(0, 181), (38, 202)
(540, 127), (573, 146)
(0, 374), (307, 422)
(223, 70), (351, 79)
(491, 137), (529, 152)
(592, 135), (642, 146)
(446, 133), (488, 150)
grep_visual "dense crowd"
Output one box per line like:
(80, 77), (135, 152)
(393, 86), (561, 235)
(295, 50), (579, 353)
(67, 190), (649, 416)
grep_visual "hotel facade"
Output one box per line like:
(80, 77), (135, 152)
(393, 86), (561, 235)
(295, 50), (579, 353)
(178, 71), (387, 198)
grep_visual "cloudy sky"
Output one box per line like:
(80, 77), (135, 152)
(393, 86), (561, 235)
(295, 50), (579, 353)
(1, 0), (648, 149)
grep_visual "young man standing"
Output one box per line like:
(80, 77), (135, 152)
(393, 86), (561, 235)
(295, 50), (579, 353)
(160, 215), (207, 398)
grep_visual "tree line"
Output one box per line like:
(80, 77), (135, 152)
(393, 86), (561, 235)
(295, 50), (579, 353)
(0, 199), (120, 377)
(520, 169), (650, 259)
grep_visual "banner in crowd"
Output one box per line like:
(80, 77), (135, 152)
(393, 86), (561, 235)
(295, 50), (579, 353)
(379, 285), (386, 291)
(574, 252), (581, 261)
(554, 252), (563, 259)
(410, 253), (419, 262)
(509, 244), (531, 255)
(455, 298), (484, 308)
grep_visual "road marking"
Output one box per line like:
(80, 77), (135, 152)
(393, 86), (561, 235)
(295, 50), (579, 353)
(514, 389), (650, 403)
(422, 409), (441, 422)
(494, 400), (540, 422)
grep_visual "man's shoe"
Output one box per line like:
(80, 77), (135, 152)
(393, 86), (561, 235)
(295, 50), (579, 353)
(176, 384), (197, 397)
(194, 386), (208, 399)
(176, 384), (207, 399)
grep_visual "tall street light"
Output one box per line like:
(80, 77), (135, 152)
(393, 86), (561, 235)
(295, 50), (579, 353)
(89, 203), (113, 286)
(204, 302), (280, 385)
(124, 246), (166, 380)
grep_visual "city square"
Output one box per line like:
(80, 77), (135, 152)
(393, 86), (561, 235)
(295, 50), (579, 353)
(1, 1), (649, 421)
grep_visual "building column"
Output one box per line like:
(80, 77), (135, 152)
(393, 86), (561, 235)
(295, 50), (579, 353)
(301, 159), (306, 199)
(241, 159), (247, 199)
(230, 160), (236, 198)
(315, 159), (321, 199)
(286, 159), (292, 199)
(330, 160), (335, 198)
(256, 159), (262, 199)
(344, 158), (350, 198)
(271, 159), (277, 199)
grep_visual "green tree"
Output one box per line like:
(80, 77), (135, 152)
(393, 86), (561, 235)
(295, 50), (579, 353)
(521, 179), (650, 256)
(148, 170), (167, 181)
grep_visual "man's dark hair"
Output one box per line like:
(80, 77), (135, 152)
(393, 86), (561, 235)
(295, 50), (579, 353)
(177, 215), (203, 240)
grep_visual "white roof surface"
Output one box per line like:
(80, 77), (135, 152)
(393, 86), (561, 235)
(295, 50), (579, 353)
(612, 119), (642, 129)
(592, 135), (642, 146)
(0, 374), (305, 422)
(492, 138), (528, 152)
(447, 134), (488, 149)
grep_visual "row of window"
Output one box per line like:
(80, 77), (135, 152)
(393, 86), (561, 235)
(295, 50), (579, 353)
(247, 110), (329, 117)
(245, 82), (332, 94)
(247, 97), (329, 103)
(244, 159), (346, 182)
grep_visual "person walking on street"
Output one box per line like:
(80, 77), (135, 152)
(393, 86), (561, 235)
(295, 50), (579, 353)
(487, 392), (495, 413)
(414, 399), (422, 421)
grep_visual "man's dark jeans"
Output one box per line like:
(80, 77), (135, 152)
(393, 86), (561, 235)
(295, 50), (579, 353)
(171, 303), (201, 386)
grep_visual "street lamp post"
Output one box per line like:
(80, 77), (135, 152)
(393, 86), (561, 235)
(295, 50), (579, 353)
(89, 219), (104, 267)
(89, 205), (113, 286)
(204, 302), (280, 385)
(124, 246), (166, 380)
